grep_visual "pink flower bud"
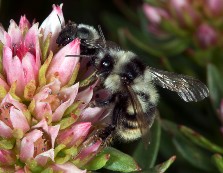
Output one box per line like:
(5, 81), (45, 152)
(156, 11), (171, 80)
(169, 0), (200, 28)
(57, 122), (92, 147)
(73, 140), (102, 167)
(206, 0), (223, 16)
(40, 4), (65, 52)
(19, 120), (60, 166)
(46, 39), (80, 86)
(0, 149), (16, 166)
(143, 3), (168, 24)
(196, 23), (217, 49)
(33, 79), (79, 122)
(0, 94), (30, 138)
(19, 15), (31, 32)
(51, 163), (86, 173)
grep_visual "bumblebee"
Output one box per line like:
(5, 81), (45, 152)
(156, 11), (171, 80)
(90, 48), (209, 142)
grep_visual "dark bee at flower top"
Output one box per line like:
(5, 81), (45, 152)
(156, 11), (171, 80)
(56, 20), (104, 55)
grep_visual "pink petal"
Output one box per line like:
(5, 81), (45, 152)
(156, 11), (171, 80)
(32, 119), (48, 131)
(0, 121), (13, 138)
(34, 88), (52, 101)
(24, 23), (40, 70)
(143, 4), (162, 24)
(1, 94), (26, 111)
(32, 120), (60, 148)
(34, 101), (52, 120)
(52, 98), (73, 122)
(52, 83), (79, 122)
(52, 163), (86, 173)
(0, 25), (5, 44)
(48, 125), (60, 148)
(19, 15), (31, 31)
(35, 148), (54, 166)
(21, 52), (36, 84)
(2, 46), (13, 72)
(207, 0), (223, 15)
(196, 23), (217, 49)
(22, 52), (37, 85)
(3, 32), (11, 48)
(15, 169), (26, 173)
(20, 129), (43, 162)
(80, 107), (106, 123)
(57, 122), (91, 147)
(7, 20), (22, 47)
(74, 140), (102, 161)
(3, 47), (25, 96)
(46, 39), (80, 86)
(59, 83), (79, 101)
(0, 149), (15, 165)
(40, 4), (64, 52)
(170, 0), (188, 10)
(10, 107), (30, 132)
(42, 79), (61, 94)
(0, 149), (9, 163)
(75, 82), (97, 111)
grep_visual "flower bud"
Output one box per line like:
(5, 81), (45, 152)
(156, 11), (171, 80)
(196, 23), (217, 49)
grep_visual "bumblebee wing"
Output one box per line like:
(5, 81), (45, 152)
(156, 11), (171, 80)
(83, 39), (120, 50)
(126, 85), (150, 145)
(148, 67), (209, 102)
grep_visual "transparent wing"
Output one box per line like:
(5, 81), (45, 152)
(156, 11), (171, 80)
(126, 85), (150, 146)
(148, 67), (209, 102)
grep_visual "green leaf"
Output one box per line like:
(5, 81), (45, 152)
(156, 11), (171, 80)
(145, 155), (176, 173)
(26, 159), (44, 172)
(41, 168), (53, 173)
(0, 139), (15, 150)
(38, 51), (53, 87)
(212, 154), (223, 173)
(173, 135), (216, 172)
(40, 32), (51, 63)
(23, 80), (36, 101)
(79, 71), (97, 88)
(207, 64), (223, 108)
(133, 118), (161, 169)
(180, 125), (223, 154)
(101, 147), (141, 172)
(162, 120), (216, 172)
(84, 153), (110, 171)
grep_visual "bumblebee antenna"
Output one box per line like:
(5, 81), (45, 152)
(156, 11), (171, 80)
(98, 25), (106, 49)
(65, 54), (93, 58)
(57, 14), (63, 29)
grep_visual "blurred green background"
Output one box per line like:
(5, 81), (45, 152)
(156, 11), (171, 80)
(1, 0), (223, 172)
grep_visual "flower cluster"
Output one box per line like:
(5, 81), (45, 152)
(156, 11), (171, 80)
(0, 4), (108, 172)
(142, 0), (223, 49)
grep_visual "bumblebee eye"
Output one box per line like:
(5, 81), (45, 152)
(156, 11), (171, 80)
(100, 54), (113, 69)
(65, 37), (71, 42)
(102, 60), (110, 67)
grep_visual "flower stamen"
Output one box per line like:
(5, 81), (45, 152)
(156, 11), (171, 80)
(33, 128), (52, 157)
(0, 103), (13, 128)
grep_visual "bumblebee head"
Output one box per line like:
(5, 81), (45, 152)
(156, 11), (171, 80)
(92, 51), (115, 80)
(56, 21), (78, 46)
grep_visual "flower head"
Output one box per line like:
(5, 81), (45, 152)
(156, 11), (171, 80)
(0, 3), (141, 172)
